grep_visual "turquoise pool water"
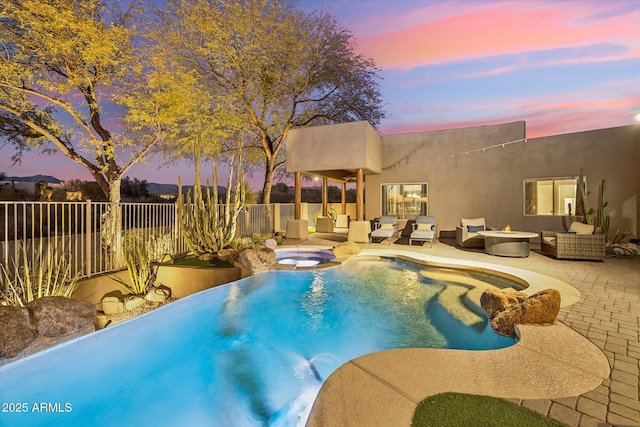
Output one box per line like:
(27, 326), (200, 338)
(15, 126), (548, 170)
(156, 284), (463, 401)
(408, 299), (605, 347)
(0, 257), (516, 426)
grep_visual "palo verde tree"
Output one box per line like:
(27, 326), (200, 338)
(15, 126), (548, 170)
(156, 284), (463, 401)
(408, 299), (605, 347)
(0, 0), (165, 259)
(150, 0), (385, 203)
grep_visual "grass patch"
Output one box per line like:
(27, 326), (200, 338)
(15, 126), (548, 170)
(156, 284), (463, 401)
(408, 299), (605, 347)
(172, 256), (235, 268)
(413, 393), (566, 427)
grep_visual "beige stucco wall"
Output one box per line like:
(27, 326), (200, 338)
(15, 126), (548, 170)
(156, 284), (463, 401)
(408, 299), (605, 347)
(72, 266), (241, 306)
(365, 122), (640, 240)
(287, 120), (382, 180)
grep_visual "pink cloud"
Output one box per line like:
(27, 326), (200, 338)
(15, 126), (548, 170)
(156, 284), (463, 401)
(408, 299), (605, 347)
(356, 1), (640, 69)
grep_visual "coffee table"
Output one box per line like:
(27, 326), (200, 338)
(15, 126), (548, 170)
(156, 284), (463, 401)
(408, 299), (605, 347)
(477, 230), (538, 257)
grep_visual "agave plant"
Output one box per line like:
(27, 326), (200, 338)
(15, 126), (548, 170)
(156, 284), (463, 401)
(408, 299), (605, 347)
(109, 230), (166, 296)
(0, 241), (80, 307)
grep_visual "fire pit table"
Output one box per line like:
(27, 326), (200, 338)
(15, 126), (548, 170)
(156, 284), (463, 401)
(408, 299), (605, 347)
(477, 230), (538, 257)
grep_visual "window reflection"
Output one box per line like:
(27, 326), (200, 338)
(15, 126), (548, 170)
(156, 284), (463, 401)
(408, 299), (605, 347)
(381, 183), (428, 220)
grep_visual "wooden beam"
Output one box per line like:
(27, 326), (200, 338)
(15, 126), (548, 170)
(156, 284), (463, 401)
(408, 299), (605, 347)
(295, 172), (301, 219)
(356, 169), (364, 221)
(322, 178), (328, 216)
(341, 182), (347, 214)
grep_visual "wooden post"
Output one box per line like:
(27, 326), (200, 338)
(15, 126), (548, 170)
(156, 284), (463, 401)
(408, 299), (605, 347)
(356, 169), (364, 221)
(294, 172), (302, 219)
(341, 182), (347, 214)
(322, 178), (328, 216)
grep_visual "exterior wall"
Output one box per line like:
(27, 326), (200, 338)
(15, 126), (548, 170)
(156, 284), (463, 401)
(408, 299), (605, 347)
(287, 120), (382, 179)
(365, 122), (639, 240)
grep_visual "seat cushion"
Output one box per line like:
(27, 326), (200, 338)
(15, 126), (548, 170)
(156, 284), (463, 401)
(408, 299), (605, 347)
(569, 222), (594, 234)
(461, 218), (485, 231)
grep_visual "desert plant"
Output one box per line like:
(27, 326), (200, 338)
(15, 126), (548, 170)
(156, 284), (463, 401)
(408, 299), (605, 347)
(110, 230), (161, 296)
(596, 179), (610, 238)
(0, 241), (80, 307)
(176, 149), (246, 255)
(576, 168), (594, 225)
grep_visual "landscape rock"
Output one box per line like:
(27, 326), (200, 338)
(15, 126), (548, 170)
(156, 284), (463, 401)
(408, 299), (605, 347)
(27, 296), (96, 338)
(123, 295), (145, 311)
(237, 247), (276, 273)
(145, 285), (172, 303)
(198, 252), (217, 262)
(480, 288), (528, 319)
(490, 289), (562, 337)
(217, 248), (238, 263)
(101, 291), (124, 315)
(332, 241), (362, 257)
(0, 306), (37, 358)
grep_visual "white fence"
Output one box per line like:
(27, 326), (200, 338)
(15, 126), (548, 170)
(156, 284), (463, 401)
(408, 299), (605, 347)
(0, 201), (339, 281)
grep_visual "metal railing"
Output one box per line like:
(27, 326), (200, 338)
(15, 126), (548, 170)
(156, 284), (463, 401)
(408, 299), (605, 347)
(1, 201), (351, 282)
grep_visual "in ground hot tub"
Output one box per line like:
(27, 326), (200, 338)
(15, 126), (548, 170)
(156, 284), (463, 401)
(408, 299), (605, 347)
(275, 248), (335, 267)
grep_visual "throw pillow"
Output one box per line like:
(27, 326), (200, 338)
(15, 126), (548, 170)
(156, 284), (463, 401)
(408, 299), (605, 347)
(416, 223), (433, 231)
(379, 223), (394, 230)
(569, 222), (594, 235)
(467, 225), (485, 232)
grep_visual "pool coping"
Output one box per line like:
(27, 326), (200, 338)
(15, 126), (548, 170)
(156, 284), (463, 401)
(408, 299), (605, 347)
(291, 246), (611, 427)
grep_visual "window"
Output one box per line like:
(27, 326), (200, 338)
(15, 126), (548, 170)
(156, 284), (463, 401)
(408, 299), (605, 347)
(381, 183), (428, 220)
(524, 177), (579, 216)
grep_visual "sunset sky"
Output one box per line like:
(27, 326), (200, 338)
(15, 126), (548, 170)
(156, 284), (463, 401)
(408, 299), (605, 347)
(1, 0), (639, 187)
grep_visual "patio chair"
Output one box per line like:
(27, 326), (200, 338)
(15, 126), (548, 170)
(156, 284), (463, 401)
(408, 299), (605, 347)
(456, 217), (492, 248)
(370, 216), (398, 245)
(540, 222), (605, 261)
(410, 215), (437, 247)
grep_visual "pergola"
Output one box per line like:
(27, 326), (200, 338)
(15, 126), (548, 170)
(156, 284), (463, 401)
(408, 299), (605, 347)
(286, 121), (382, 221)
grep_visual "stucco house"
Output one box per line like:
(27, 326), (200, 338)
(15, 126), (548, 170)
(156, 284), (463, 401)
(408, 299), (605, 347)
(286, 121), (639, 241)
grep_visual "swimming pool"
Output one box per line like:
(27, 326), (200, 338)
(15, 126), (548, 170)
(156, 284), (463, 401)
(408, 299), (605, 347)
(0, 257), (517, 426)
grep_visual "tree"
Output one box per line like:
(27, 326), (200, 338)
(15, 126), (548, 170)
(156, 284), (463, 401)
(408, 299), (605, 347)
(150, 0), (385, 203)
(0, 0), (164, 258)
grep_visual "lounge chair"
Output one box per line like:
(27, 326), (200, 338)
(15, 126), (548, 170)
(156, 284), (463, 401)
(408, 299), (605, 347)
(370, 216), (398, 244)
(456, 217), (492, 248)
(410, 215), (437, 247)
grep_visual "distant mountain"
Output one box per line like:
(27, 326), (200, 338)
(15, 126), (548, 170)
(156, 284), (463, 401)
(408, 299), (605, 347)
(2, 175), (226, 195)
(5, 175), (62, 184)
(147, 183), (227, 195)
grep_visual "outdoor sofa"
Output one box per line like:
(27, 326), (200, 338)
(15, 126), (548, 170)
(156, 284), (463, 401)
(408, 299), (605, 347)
(540, 221), (605, 261)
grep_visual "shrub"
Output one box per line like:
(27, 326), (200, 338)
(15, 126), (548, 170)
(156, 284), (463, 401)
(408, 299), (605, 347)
(0, 241), (80, 307)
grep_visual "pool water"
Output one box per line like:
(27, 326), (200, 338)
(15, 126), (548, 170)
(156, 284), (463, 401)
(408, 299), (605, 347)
(275, 249), (335, 267)
(0, 258), (516, 427)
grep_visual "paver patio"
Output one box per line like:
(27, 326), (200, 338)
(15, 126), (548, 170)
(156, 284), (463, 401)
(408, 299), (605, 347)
(286, 233), (640, 427)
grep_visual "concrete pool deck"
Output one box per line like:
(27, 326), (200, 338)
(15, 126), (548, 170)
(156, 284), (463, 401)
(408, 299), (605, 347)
(282, 234), (640, 427)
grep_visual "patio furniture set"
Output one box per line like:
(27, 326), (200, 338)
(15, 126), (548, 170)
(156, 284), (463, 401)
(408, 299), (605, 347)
(364, 216), (605, 260)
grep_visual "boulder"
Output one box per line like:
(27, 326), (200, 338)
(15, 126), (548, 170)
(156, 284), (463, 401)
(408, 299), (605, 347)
(27, 296), (96, 338)
(480, 288), (528, 319)
(198, 252), (217, 262)
(237, 247), (276, 273)
(0, 306), (38, 358)
(101, 291), (124, 315)
(145, 285), (172, 303)
(490, 289), (562, 337)
(123, 295), (145, 311)
(217, 248), (238, 263)
(332, 241), (362, 257)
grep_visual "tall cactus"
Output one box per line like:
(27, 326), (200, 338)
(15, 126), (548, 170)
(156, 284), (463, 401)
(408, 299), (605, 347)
(577, 168), (594, 225)
(596, 179), (610, 239)
(176, 148), (246, 255)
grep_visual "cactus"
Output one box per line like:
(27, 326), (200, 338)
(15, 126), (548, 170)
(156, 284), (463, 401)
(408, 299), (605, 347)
(576, 168), (594, 225)
(176, 148), (246, 255)
(596, 179), (610, 239)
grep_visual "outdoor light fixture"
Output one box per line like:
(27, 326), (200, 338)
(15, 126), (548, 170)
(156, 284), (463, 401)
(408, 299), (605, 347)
(635, 112), (640, 122)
